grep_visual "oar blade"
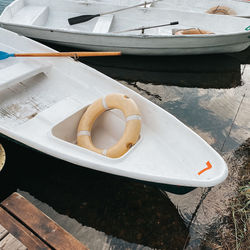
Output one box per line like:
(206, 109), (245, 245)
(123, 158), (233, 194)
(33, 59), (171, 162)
(68, 14), (100, 25)
(0, 51), (14, 60)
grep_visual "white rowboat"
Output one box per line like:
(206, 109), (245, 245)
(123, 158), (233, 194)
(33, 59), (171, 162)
(0, 0), (249, 55)
(91, 0), (250, 18)
(0, 27), (228, 193)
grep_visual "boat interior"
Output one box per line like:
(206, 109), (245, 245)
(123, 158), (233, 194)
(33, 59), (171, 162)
(0, 0), (249, 36)
(0, 42), (136, 156)
(51, 107), (128, 150)
(92, 0), (250, 17)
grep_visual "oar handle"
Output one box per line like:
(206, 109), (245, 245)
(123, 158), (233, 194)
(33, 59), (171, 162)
(114, 21), (179, 33)
(14, 51), (122, 57)
(139, 21), (179, 31)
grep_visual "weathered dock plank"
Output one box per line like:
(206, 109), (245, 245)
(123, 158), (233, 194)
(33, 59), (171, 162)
(0, 233), (27, 250)
(1, 192), (88, 250)
(0, 207), (50, 249)
(0, 224), (8, 240)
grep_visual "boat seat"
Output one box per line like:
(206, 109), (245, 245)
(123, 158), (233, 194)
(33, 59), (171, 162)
(11, 5), (49, 26)
(93, 15), (113, 33)
(0, 61), (50, 91)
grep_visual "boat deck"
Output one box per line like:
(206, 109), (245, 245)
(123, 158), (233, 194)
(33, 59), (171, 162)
(0, 192), (88, 250)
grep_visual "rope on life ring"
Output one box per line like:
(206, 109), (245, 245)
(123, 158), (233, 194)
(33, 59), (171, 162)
(206, 5), (236, 15)
(77, 93), (141, 158)
(173, 28), (214, 35)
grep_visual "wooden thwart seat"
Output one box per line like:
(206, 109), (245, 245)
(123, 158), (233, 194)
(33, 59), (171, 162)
(11, 6), (49, 26)
(93, 15), (113, 33)
(0, 61), (50, 91)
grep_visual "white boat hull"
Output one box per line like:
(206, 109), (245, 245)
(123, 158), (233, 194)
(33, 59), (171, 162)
(1, 23), (249, 55)
(0, 27), (228, 189)
(0, 0), (249, 55)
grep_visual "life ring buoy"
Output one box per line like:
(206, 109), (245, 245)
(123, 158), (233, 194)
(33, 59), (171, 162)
(206, 6), (236, 15)
(173, 28), (214, 35)
(77, 93), (141, 158)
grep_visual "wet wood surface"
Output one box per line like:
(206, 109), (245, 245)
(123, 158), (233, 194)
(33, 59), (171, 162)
(0, 192), (88, 250)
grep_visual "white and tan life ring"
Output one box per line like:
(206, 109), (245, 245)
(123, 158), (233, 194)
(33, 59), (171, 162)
(206, 6), (236, 15)
(77, 93), (141, 158)
(173, 28), (214, 35)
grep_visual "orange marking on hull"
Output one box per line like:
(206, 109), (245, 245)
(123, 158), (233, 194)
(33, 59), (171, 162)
(198, 161), (212, 175)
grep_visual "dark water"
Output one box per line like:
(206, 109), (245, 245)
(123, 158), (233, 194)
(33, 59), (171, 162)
(42, 40), (245, 89)
(0, 1), (250, 249)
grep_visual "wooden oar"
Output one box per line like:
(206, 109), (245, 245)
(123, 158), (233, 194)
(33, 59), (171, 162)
(0, 51), (121, 60)
(114, 21), (179, 34)
(68, 1), (156, 25)
(0, 144), (6, 172)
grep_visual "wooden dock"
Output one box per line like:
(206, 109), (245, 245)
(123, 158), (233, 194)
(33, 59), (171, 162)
(0, 192), (88, 250)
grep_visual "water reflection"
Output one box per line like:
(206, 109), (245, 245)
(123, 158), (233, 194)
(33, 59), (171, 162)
(41, 41), (245, 89)
(0, 135), (188, 250)
(118, 80), (250, 153)
(161, 89), (241, 152)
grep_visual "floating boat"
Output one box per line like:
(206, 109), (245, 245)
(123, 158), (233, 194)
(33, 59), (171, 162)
(91, 0), (250, 18)
(0, 0), (249, 55)
(0, 27), (228, 194)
